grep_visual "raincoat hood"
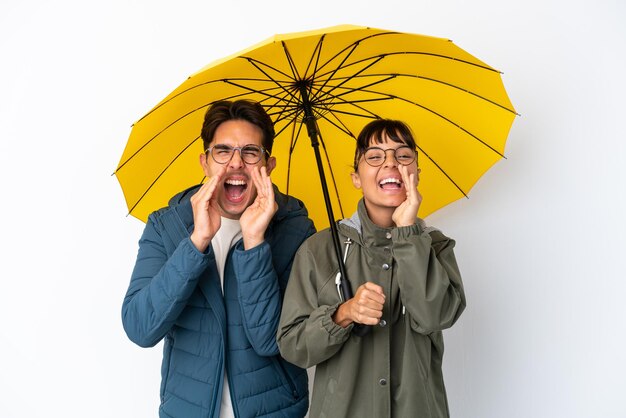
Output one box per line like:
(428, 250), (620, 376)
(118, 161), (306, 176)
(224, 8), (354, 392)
(338, 199), (429, 247)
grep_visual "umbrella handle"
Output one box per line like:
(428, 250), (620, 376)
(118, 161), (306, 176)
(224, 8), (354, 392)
(352, 323), (372, 337)
(338, 275), (372, 337)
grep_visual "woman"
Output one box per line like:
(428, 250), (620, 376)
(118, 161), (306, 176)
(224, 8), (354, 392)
(278, 119), (466, 418)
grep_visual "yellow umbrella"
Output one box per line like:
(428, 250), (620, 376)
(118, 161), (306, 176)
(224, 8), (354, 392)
(115, 24), (517, 320)
(115, 24), (516, 231)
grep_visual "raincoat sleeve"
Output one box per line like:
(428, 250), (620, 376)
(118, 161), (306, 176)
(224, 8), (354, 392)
(392, 224), (466, 334)
(122, 214), (211, 348)
(277, 238), (353, 369)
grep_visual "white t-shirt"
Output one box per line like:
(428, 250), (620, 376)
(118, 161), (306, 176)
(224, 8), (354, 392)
(211, 217), (243, 418)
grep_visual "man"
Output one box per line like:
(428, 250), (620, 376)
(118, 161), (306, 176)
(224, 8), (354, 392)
(278, 119), (466, 417)
(122, 100), (315, 418)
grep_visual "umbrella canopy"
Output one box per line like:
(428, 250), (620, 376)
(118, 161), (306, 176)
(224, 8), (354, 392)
(115, 24), (517, 230)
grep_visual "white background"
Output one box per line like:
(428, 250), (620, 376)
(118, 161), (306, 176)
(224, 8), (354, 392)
(1, 0), (625, 417)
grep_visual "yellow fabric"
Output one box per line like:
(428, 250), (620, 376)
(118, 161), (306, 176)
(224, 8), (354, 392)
(115, 24), (517, 228)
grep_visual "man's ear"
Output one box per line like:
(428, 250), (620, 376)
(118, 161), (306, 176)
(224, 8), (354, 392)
(199, 153), (209, 176)
(350, 171), (361, 189)
(265, 156), (277, 175)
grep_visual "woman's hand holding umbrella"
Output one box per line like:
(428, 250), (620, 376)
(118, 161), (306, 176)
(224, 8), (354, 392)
(332, 282), (386, 328)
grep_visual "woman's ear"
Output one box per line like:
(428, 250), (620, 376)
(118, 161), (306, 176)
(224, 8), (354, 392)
(350, 171), (361, 189)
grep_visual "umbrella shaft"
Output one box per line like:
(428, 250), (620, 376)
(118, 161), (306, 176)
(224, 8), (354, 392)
(299, 85), (370, 336)
(299, 85), (350, 295)
(308, 122), (351, 296)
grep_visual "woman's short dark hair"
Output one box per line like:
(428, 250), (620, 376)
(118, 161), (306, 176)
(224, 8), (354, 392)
(353, 119), (418, 171)
(201, 100), (276, 154)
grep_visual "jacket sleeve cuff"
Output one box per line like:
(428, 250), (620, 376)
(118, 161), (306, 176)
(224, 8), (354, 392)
(391, 223), (422, 241)
(233, 239), (270, 257)
(321, 303), (353, 340)
(175, 237), (214, 275)
(232, 241), (273, 281)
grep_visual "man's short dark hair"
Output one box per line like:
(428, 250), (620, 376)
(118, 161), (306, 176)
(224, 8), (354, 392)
(201, 100), (276, 154)
(353, 119), (418, 171)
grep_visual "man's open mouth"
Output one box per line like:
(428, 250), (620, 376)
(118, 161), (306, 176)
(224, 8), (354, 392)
(379, 177), (402, 190)
(224, 178), (248, 200)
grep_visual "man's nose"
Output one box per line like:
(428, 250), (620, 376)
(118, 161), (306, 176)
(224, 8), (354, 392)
(228, 149), (245, 169)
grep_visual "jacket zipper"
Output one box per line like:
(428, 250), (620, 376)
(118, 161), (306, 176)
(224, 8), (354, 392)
(226, 352), (242, 418)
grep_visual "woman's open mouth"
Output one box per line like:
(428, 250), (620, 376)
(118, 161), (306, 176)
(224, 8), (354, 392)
(379, 177), (403, 190)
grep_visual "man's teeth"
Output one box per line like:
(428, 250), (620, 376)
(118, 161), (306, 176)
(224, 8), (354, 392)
(225, 179), (247, 186)
(379, 178), (401, 186)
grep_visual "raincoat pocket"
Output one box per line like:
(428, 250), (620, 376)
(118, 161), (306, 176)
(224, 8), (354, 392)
(410, 327), (432, 380)
(317, 358), (345, 416)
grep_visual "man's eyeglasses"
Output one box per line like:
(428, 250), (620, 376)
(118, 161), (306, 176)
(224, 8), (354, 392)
(361, 146), (417, 167)
(205, 144), (268, 165)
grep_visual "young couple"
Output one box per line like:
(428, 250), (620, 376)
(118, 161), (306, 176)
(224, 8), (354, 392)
(122, 99), (465, 418)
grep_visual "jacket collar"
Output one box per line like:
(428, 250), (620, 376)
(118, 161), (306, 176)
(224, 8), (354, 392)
(339, 198), (427, 247)
(339, 199), (394, 247)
